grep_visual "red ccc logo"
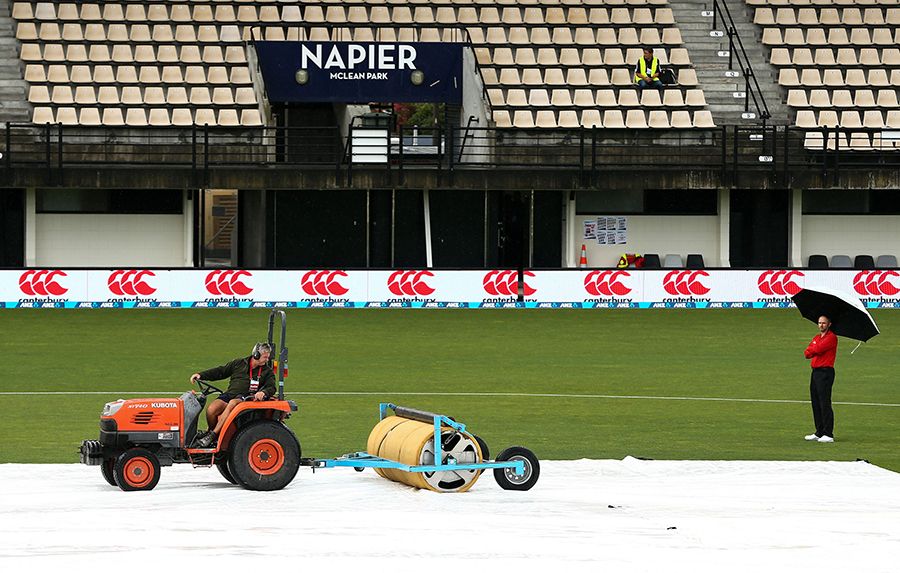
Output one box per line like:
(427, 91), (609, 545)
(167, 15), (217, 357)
(388, 271), (435, 296)
(108, 270), (156, 296)
(758, 270), (803, 296)
(853, 271), (899, 296)
(205, 270), (252, 295)
(584, 270), (631, 296)
(19, 270), (68, 296)
(301, 271), (349, 296)
(663, 270), (710, 296)
(483, 271), (536, 296)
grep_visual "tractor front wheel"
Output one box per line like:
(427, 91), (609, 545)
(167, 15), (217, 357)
(114, 448), (161, 491)
(228, 421), (300, 491)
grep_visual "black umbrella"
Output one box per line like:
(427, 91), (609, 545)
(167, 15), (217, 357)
(791, 287), (880, 344)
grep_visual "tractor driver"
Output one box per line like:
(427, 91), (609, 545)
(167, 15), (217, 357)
(190, 342), (278, 448)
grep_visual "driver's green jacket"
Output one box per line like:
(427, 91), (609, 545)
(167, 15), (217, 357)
(197, 356), (277, 399)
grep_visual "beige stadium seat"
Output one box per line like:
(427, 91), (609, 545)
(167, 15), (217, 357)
(877, 89), (899, 107)
(685, 89), (707, 106)
(64, 45), (87, 63)
(235, 87), (257, 105)
(864, 110), (886, 128)
(762, 28), (783, 45)
(231, 67), (252, 85)
(662, 89), (685, 106)
(181, 46), (201, 63)
(618, 28), (639, 45)
(625, 109), (648, 129)
(604, 110), (626, 128)
(116, 66), (137, 84)
(557, 110), (579, 128)
(13, 2), (34, 19)
(596, 28), (617, 45)
(203, 46), (225, 63)
(51, 86), (74, 104)
(102, 4), (124, 21)
(826, 28), (849, 45)
(845, 69), (867, 86)
(595, 89), (617, 107)
(218, 109), (240, 127)
(190, 87), (212, 105)
(241, 110), (264, 127)
(641, 28), (662, 46)
(493, 110), (513, 128)
(551, 89), (573, 106)
(528, 7), (549, 24)
(144, 87), (165, 105)
(101, 108), (124, 126)
(140, 66), (161, 83)
(194, 26), (215, 42)
(798, 8), (818, 24)
(481, 69), (499, 85)
(618, 89), (639, 107)
(604, 48), (626, 66)
(856, 90), (882, 111)
(805, 28), (827, 45)
(611, 68), (633, 85)
(574, 28), (596, 45)
(755, 8), (776, 24)
(135, 46), (156, 63)
(28, 86), (51, 104)
(574, 89), (595, 106)
(98, 86), (119, 104)
(85, 24), (105, 41)
(883, 48), (900, 66)
(677, 69), (698, 86)
(125, 4), (146, 21)
(157, 46), (178, 63)
(833, 48), (855, 65)
(282, 6), (301, 23)
(185, 66), (206, 84)
(641, 90), (663, 107)
(693, 111), (716, 128)
(93, 65), (115, 83)
(32, 107), (54, 124)
(506, 89), (527, 106)
(79, 108), (102, 126)
(125, 108), (148, 127)
(818, 109), (839, 127)
(437, 7), (457, 24)
(165, 87), (188, 105)
(43, 44), (65, 62)
(168, 109), (190, 127)
(551, 28), (574, 45)
(776, 7), (797, 24)
(513, 110), (535, 128)
(610, 7), (631, 23)
(795, 110), (817, 128)
(120, 86), (142, 104)
(823, 69), (845, 86)
(151, 25), (174, 42)
(193, 6), (214, 22)
(517, 48), (539, 65)
(56, 107), (78, 126)
(869, 69), (890, 86)
(671, 110), (692, 128)
(146, 109), (170, 127)
(259, 6), (280, 23)
(326, 6), (347, 23)
(354, 28), (375, 42)
(81, 3), (101, 21)
(502, 7), (523, 24)
(38, 23), (60, 40)
(567, 7), (588, 24)
(74, 86), (97, 104)
(581, 109), (602, 128)
(35, 2), (57, 20)
(770, 48), (791, 65)
(195, 109), (217, 126)
(840, 110), (863, 127)
(25, 65), (47, 83)
(648, 110), (670, 128)
(566, 68), (588, 86)
(544, 69), (565, 85)
(808, 89), (831, 107)
(793, 48), (814, 65)
(850, 28), (872, 45)
(148, 5), (168, 22)
(887, 110), (900, 128)
(589, 69), (610, 86)
(849, 132), (873, 151)
(499, 68), (521, 85)
(213, 87), (235, 105)
(583, 48), (603, 66)
(779, 68), (801, 86)
(521, 68), (542, 85)
(535, 110), (557, 128)
(801, 68), (824, 86)
(106, 24), (128, 42)
(111, 45), (133, 63)
(662, 28), (682, 44)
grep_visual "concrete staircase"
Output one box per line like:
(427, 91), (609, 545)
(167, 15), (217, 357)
(670, 0), (789, 127)
(0, 2), (30, 125)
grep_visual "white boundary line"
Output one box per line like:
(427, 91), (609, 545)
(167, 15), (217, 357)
(4, 391), (899, 407)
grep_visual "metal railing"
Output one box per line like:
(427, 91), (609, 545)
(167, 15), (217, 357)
(5, 123), (900, 189)
(711, 0), (772, 125)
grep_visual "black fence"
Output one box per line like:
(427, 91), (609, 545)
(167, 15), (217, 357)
(4, 122), (899, 188)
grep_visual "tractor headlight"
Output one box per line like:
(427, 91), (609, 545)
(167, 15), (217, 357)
(102, 400), (125, 417)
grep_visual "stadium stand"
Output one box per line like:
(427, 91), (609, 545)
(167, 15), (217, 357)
(8, 0), (712, 128)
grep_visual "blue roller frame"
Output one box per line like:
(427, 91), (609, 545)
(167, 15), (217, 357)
(311, 403), (526, 476)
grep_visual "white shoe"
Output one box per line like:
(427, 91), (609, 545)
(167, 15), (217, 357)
(817, 435), (834, 443)
(805, 434), (819, 441)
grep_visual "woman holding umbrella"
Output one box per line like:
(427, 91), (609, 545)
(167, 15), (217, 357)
(804, 316), (837, 443)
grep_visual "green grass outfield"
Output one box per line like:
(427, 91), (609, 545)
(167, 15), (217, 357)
(2, 308), (899, 471)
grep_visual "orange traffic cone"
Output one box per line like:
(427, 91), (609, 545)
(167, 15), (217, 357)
(579, 245), (588, 268)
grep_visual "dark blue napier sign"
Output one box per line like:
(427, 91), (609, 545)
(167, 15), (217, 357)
(255, 41), (464, 104)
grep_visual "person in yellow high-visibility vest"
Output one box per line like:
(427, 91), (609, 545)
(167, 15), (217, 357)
(634, 46), (663, 90)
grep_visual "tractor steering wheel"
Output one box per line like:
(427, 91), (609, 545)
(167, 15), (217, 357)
(195, 379), (224, 397)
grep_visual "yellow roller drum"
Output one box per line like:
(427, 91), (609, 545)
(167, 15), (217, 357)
(366, 416), (410, 480)
(377, 419), (430, 484)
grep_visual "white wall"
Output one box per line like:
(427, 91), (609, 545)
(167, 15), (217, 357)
(574, 215), (720, 268)
(35, 214), (188, 267)
(801, 215), (900, 265)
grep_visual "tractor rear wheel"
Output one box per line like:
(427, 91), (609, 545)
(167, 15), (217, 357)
(228, 421), (300, 491)
(101, 458), (118, 487)
(114, 448), (161, 491)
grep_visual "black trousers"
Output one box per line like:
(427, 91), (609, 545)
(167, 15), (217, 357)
(810, 367), (835, 438)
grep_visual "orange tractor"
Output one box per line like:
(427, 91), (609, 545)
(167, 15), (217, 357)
(79, 309), (300, 491)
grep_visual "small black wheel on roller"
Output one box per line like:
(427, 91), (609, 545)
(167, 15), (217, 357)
(472, 434), (490, 462)
(100, 457), (118, 487)
(493, 446), (540, 491)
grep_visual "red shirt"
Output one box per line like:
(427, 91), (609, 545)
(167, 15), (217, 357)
(805, 330), (837, 368)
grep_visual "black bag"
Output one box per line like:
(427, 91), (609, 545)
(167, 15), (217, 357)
(659, 68), (676, 85)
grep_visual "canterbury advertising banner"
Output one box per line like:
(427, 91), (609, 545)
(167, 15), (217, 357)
(2, 269), (899, 309)
(255, 41), (464, 103)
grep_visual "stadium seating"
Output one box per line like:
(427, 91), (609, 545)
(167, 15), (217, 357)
(876, 254), (898, 268)
(854, 255), (876, 270)
(12, 1), (707, 130)
(807, 254), (829, 268)
(664, 254), (683, 268)
(830, 255), (853, 268)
